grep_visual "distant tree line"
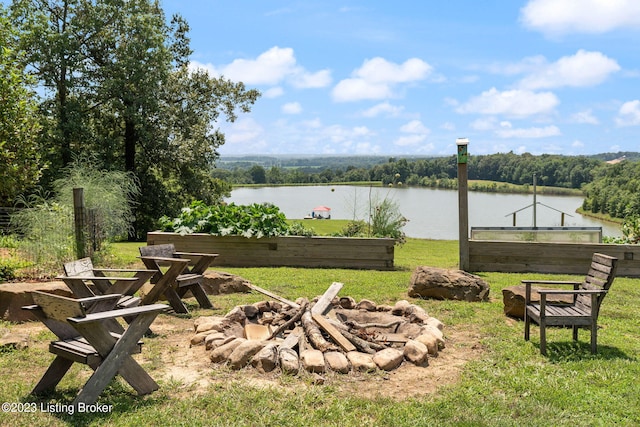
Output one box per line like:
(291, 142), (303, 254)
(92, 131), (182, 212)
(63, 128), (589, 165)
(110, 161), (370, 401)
(214, 152), (640, 220)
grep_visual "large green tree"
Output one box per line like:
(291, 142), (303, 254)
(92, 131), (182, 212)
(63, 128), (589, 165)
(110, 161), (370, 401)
(0, 8), (42, 204)
(10, 0), (260, 238)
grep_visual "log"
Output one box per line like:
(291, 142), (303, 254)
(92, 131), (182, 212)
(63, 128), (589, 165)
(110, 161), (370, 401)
(312, 313), (356, 352)
(301, 310), (337, 352)
(269, 301), (308, 339)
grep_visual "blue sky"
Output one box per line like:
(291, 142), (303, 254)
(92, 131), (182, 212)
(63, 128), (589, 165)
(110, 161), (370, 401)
(161, 0), (640, 157)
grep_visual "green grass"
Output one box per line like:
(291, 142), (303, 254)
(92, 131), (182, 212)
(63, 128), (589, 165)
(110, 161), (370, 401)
(2, 238), (640, 426)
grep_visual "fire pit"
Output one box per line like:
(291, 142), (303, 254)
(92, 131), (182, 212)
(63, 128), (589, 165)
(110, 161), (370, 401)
(190, 283), (445, 374)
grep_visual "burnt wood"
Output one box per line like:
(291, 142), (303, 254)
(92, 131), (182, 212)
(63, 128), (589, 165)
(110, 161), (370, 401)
(523, 252), (618, 355)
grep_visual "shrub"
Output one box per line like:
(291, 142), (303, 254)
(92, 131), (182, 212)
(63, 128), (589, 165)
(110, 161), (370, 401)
(287, 221), (317, 237)
(158, 201), (290, 238)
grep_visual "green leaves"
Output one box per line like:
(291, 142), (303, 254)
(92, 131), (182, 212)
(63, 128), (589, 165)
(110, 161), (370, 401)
(159, 201), (289, 238)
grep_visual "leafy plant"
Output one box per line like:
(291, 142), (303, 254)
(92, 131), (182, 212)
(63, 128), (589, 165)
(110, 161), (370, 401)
(158, 201), (290, 238)
(287, 221), (317, 237)
(369, 195), (408, 244)
(335, 220), (367, 237)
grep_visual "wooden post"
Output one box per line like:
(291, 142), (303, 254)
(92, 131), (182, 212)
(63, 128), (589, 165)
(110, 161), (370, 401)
(457, 138), (469, 271)
(73, 188), (87, 259)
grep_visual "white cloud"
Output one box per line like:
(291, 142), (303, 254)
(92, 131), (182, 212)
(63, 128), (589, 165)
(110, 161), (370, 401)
(394, 120), (430, 147)
(263, 87), (284, 98)
(518, 50), (620, 90)
(400, 120), (429, 134)
(190, 46), (331, 88)
(441, 122), (456, 131)
(615, 100), (640, 126)
(571, 109), (600, 125)
(332, 57), (432, 102)
(360, 102), (404, 118)
(282, 102), (302, 114)
(224, 118), (267, 151)
(470, 117), (498, 131)
(521, 0), (640, 35)
(495, 125), (561, 139)
(572, 140), (585, 148)
(456, 88), (559, 117)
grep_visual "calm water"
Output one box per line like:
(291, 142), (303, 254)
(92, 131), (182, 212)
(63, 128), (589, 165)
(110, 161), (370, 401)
(226, 185), (622, 240)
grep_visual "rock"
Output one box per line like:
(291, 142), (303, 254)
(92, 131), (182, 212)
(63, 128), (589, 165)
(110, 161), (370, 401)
(356, 299), (377, 311)
(373, 348), (404, 371)
(0, 281), (73, 322)
(194, 316), (226, 333)
(204, 333), (232, 350)
(339, 296), (356, 309)
(241, 304), (259, 319)
(251, 343), (279, 373)
(415, 333), (440, 356)
(376, 304), (394, 312)
(502, 284), (574, 319)
(404, 339), (429, 366)
(408, 266), (490, 302)
(406, 304), (430, 323)
(323, 351), (350, 374)
(254, 301), (282, 313)
(225, 306), (247, 324)
(279, 347), (300, 375)
(396, 322), (423, 339)
(300, 349), (325, 373)
(0, 333), (29, 350)
(210, 338), (246, 363)
(346, 351), (377, 372)
(425, 317), (444, 331)
(392, 300), (411, 316)
(201, 271), (251, 295)
(228, 340), (267, 370)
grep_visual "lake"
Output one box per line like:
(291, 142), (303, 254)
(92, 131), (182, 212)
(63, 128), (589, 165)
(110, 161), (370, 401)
(225, 185), (622, 240)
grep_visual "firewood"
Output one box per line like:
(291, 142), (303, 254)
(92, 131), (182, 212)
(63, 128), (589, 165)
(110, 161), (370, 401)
(310, 282), (344, 315)
(311, 313), (356, 352)
(344, 320), (402, 331)
(268, 300), (308, 339)
(301, 310), (338, 352)
(248, 284), (300, 309)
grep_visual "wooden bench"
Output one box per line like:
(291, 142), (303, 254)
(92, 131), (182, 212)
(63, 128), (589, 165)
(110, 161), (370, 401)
(138, 244), (217, 313)
(23, 291), (168, 407)
(524, 252), (618, 355)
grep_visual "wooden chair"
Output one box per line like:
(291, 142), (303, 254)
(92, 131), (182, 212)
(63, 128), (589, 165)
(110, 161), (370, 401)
(23, 291), (168, 407)
(138, 244), (217, 314)
(60, 257), (156, 309)
(524, 252), (618, 355)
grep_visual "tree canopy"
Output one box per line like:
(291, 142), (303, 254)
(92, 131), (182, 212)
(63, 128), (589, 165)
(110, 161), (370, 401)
(7, 0), (260, 238)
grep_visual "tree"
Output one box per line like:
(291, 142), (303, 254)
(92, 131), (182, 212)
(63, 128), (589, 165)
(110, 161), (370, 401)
(0, 8), (42, 204)
(10, 0), (260, 238)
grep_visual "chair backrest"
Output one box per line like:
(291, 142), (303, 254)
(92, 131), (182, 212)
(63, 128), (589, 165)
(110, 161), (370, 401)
(32, 291), (86, 321)
(139, 244), (176, 259)
(577, 253), (618, 311)
(64, 258), (94, 277)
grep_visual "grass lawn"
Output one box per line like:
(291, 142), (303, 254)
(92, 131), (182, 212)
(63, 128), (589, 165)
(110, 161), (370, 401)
(1, 238), (639, 426)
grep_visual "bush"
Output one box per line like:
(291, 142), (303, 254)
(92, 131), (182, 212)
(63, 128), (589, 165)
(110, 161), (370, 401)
(287, 221), (317, 237)
(158, 201), (290, 238)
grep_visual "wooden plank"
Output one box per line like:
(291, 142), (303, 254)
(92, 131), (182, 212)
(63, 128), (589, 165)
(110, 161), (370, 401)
(310, 282), (343, 315)
(311, 313), (356, 352)
(279, 327), (302, 349)
(247, 284), (300, 309)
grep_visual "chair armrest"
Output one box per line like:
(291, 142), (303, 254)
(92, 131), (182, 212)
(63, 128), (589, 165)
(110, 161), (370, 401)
(175, 251), (219, 258)
(67, 303), (170, 324)
(138, 256), (190, 264)
(58, 275), (139, 282)
(521, 280), (582, 286)
(537, 289), (607, 295)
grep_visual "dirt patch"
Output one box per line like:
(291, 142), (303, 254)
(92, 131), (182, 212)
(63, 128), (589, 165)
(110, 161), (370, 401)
(9, 313), (485, 401)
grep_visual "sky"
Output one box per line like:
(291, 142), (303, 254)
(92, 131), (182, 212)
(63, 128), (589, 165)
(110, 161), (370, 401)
(160, 0), (640, 157)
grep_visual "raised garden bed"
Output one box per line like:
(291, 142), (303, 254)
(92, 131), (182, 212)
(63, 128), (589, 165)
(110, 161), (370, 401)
(146, 232), (395, 270)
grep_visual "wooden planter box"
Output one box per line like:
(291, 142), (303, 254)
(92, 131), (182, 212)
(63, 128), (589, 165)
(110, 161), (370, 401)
(146, 232), (395, 270)
(469, 240), (640, 277)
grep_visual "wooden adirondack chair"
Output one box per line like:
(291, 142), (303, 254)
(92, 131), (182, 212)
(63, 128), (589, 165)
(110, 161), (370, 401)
(138, 244), (217, 313)
(523, 252), (618, 355)
(60, 257), (155, 309)
(23, 291), (168, 407)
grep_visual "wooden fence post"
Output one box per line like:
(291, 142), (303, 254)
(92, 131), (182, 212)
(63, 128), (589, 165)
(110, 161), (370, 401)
(457, 138), (470, 271)
(73, 188), (86, 259)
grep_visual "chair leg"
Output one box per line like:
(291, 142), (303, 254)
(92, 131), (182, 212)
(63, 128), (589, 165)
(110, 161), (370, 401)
(32, 356), (74, 395)
(524, 311), (530, 341)
(189, 284), (214, 309)
(539, 320), (547, 355)
(590, 323), (598, 354)
(572, 325), (578, 341)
